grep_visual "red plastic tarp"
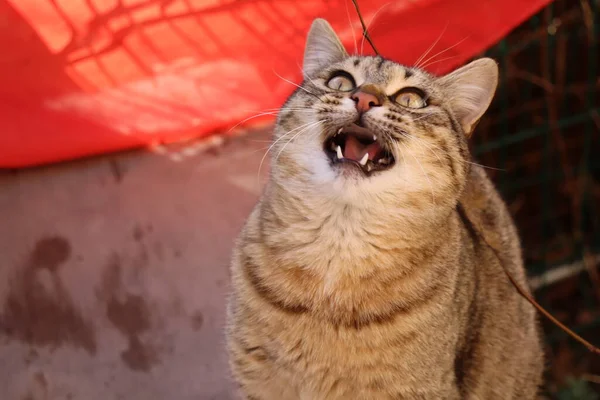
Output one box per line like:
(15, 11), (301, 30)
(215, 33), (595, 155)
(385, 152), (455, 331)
(0, 0), (552, 168)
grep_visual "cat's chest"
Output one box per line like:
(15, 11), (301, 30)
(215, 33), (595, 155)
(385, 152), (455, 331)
(265, 206), (408, 301)
(288, 217), (388, 289)
(293, 208), (391, 263)
(268, 314), (456, 400)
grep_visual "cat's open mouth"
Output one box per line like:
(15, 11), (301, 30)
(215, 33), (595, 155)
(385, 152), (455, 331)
(324, 124), (395, 174)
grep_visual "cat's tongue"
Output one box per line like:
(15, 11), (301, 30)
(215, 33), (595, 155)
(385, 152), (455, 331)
(344, 135), (382, 162)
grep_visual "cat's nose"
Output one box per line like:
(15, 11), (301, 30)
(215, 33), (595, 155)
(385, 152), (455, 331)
(351, 88), (382, 113)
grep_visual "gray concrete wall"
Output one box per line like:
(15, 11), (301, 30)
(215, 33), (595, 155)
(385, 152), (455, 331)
(0, 131), (270, 400)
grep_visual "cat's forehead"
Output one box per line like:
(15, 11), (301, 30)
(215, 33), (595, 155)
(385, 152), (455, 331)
(333, 56), (433, 94)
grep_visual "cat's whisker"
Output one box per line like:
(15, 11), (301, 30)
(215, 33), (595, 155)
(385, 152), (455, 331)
(359, 2), (390, 55)
(405, 141), (436, 206)
(391, 121), (507, 174)
(247, 145), (278, 154)
(419, 55), (459, 71)
(272, 70), (320, 99)
(305, 75), (322, 89)
(228, 111), (282, 133)
(384, 120), (505, 173)
(375, 123), (436, 201)
(230, 106), (325, 132)
(402, 132), (506, 172)
(414, 22), (448, 69)
(465, 161), (506, 171)
(393, 139), (411, 185)
(399, 130), (446, 168)
(375, 124), (408, 175)
(269, 108), (317, 113)
(253, 107), (319, 115)
(245, 139), (275, 144)
(274, 120), (325, 164)
(344, 0), (358, 55)
(378, 123), (445, 179)
(256, 120), (322, 186)
(417, 36), (469, 71)
(296, 61), (323, 88)
(229, 108), (318, 133)
(409, 110), (444, 123)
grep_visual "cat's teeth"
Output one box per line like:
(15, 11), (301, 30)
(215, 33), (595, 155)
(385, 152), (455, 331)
(359, 153), (369, 166)
(337, 128), (343, 135)
(336, 145), (343, 159)
(373, 135), (377, 141)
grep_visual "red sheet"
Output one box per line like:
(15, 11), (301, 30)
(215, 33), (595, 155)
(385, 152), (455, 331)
(0, 0), (551, 168)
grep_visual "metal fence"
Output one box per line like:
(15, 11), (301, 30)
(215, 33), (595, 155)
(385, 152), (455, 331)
(472, 0), (599, 397)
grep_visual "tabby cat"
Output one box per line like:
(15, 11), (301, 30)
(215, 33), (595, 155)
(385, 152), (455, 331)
(226, 18), (544, 399)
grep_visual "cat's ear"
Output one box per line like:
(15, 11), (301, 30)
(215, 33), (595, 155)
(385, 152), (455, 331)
(303, 19), (348, 78)
(437, 58), (498, 136)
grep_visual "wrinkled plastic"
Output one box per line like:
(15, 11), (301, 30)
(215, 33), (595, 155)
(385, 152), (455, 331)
(0, 0), (551, 167)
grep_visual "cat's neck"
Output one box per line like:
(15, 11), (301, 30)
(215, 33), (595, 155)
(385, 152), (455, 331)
(249, 180), (462, 324)
(259, 179), (455, 275)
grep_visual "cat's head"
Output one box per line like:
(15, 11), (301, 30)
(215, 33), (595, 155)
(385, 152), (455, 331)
(271, 19), (497, 211)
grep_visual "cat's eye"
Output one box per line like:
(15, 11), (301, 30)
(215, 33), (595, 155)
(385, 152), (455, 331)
(393, 88), (427, 109)
(326, 71), (355, 92)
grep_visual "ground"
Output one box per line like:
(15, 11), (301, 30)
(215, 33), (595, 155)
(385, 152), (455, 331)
(0, 129), (270, 400)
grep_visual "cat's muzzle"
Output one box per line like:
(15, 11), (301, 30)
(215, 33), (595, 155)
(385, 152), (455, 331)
(324, 123), (395, 175)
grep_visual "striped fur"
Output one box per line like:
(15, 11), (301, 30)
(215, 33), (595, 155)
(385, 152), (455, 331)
(226, 19), (544, 399)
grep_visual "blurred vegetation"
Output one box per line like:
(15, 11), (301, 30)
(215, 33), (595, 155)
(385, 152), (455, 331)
(472, 0), (599, 397)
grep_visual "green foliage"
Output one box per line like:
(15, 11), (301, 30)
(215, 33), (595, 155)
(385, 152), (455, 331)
(556, 378), (599, 400)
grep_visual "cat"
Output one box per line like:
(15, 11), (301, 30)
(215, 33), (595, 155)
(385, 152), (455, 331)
(226, 18), (544, 400)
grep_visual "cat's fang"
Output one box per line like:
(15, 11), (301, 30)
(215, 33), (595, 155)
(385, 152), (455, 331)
(359, 153), (368, 166)
(336, 145), (344, 159)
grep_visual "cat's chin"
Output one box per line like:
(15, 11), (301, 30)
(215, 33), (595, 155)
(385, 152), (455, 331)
(323, 123), (395, 176)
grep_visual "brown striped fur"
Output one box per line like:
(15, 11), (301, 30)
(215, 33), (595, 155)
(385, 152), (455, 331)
(226, 19), (544, 399)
